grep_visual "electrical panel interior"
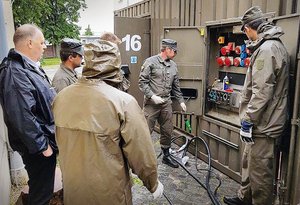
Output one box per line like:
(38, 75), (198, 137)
(205, 23), (249, 126)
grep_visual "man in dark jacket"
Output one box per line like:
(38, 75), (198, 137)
(0, 24), (57, 205)
(223, 6), (289, 205)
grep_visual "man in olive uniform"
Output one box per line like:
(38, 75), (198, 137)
(223, 6), (289, 205)
(139, 39), (186, 168)
(52, 38), (83, 93)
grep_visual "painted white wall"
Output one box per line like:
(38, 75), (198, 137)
(114, 0), (144, 11)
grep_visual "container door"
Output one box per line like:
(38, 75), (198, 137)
(114, 17), (150, 107)
(272, 14), (300, 205)
(164, 27), (206, 115)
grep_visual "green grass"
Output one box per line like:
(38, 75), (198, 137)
(132, 175), (144, 186)
(41, 58), (61, 67)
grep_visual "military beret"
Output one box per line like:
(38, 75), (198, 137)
(241, 6), (265, 31)
(60, 38), (84, 56)
(162, 39), (178, 51)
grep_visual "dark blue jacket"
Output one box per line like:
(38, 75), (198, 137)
(0, 49), (57, 154)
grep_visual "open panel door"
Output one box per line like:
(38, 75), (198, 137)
(164, 27), (206, 115)
(114, 17), (150, 107)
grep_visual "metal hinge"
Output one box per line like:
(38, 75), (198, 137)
(291, 118), (300, 126)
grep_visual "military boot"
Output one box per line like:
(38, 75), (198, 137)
(162, 148), (179, 168)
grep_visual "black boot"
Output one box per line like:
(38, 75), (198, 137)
(162, 148), (179, 168)
(223, 196), (244, 205)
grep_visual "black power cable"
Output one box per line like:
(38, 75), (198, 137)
(184, 136), (222, 205)
(158, 135), (222, 205)
(163, 192), (174, 205)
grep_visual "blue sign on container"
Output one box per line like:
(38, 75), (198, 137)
(131, 56), (137, 64)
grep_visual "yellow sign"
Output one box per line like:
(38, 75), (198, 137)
(218, 36), (225, 44)
(200, 28), (205, 36)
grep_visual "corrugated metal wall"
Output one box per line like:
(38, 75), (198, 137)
(115, 0), (298, 53)
(116, 0), (151, 17)
(114, 0), (300, 185)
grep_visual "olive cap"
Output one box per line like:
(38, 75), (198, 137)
(241, 6), (265, 31)
(60, 38), (84, 56)
(161, 39), (178, 51)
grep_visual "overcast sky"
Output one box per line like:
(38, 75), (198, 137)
(77, 0), (114, 35)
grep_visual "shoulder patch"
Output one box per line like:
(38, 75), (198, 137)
(255, 59), (264, 70)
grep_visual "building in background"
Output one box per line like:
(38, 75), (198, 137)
(114, 0), (143, 11)
(80, 35), (100, 44)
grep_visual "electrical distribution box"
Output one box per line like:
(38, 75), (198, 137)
(205, 21), (249, 126)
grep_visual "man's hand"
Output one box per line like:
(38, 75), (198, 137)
(153, 180), (164, 199)
(151, 95), (165, 104)
(42, 145), (53, 157)
(240, 120), (254, 144)
(180, 102), (186, 112)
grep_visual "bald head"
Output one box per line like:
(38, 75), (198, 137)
(13, 24), (42, 47)
(13, 24), (46, 62)
(100, 32), (121, 45)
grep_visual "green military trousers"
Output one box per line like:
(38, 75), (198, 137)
(238, 136), (276, 205)
(143, 101), (173, 148)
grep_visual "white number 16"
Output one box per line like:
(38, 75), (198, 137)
(122, 34), (142, 51)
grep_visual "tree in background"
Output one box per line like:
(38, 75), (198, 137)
(84, 24), (93, 36)
(12, 0), (87, 53)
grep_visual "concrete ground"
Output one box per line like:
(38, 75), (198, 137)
(132, 132), (240, 205)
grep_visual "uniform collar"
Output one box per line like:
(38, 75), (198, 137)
(60, 63), (78, 78)
(157, 54), (171, 67)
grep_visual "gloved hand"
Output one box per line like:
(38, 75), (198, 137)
(240, 120), (254, 144)
(151, 95), (165, 104)
(152, 180), (164, 199)
(180, 102), (187, 112)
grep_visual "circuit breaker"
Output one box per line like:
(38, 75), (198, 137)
(205, 21), (250, 125)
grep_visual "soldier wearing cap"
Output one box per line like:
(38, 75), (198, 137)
(224, 6), (289, 205)
(52, 38), (83, 93)
(139, 38), (186, 168)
